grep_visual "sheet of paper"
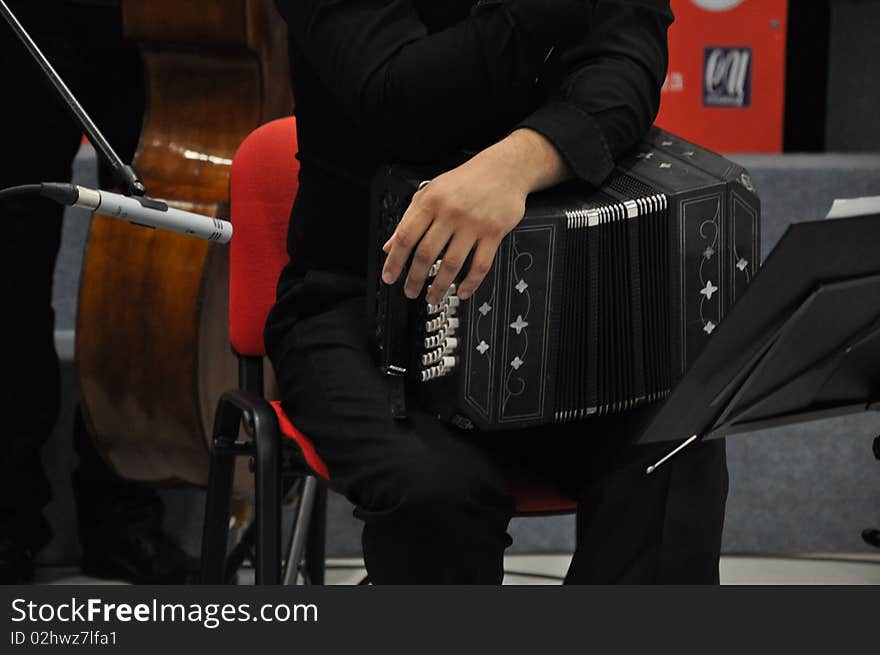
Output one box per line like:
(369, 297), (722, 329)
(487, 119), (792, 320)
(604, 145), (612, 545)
(825, 196), (880, 219)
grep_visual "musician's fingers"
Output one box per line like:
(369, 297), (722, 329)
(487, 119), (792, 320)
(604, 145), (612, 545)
(426, 232), (475, 305)
(381, 200), (433, 285)
(457, 238), (499, 301)
(403, 221), (453, 299)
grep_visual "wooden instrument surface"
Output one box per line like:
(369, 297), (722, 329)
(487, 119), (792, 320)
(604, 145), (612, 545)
(76, 0), (291, 495)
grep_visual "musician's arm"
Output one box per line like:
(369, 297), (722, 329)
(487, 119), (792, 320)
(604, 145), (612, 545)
(516, 0), (673, 186)
(275, 0), (593, 158)
(382, 1), (672, 303)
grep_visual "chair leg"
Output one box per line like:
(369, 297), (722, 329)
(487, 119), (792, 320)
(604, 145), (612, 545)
(254, 415), (282, 584)
(283, 475), (319, 585)
(304, 484), (327, 585)
(224, 520), (257, 582)
(200, 432), (236, 584)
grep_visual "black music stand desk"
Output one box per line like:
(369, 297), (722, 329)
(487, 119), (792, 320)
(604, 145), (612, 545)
(619, 212), (880, 469)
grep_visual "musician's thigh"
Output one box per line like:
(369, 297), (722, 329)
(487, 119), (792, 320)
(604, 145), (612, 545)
(269, 293), (513, 514)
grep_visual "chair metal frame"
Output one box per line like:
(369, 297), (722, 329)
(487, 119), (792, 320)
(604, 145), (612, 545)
(200, 356), (327, 585)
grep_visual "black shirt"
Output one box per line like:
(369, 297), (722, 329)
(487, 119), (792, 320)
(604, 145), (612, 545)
(274, 0), (673, 283)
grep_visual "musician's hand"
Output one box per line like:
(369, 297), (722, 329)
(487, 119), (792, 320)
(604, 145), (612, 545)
(382, 148), (527, 304)
(381, 128), (571, 305)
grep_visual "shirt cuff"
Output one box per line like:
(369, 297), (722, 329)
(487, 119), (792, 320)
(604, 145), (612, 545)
(516, 99), (615, 187)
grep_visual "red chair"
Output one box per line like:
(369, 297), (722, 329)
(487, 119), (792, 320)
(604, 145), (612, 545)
(200, 117), (576, 585)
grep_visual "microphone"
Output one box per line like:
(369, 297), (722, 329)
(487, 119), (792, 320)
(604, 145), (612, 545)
(37, 182), (233, 244)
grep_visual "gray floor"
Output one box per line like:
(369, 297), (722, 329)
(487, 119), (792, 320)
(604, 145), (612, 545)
(33, 553), (880, 586)
(36, 145), (880, 566)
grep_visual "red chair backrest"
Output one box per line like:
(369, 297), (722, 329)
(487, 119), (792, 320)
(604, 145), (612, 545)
(229, 117), (299, 357)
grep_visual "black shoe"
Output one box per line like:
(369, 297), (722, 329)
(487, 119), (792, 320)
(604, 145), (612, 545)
(81, 530), (198, 584)
(0, 537), (35, 584)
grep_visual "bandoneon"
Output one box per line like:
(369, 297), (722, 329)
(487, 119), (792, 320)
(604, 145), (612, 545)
(369, 128), (761, 431)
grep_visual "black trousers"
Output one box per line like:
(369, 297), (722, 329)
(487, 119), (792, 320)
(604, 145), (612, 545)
(265, 270), (729, 584)
(0, 2), (162, 552)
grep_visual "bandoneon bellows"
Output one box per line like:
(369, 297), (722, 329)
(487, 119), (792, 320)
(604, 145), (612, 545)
(369, 128), (761, 431)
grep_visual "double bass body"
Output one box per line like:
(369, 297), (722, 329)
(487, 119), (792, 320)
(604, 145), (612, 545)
(76, 0), (291, 494)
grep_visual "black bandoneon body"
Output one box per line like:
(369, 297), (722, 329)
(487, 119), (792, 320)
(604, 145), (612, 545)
(369, 128), (761, 431)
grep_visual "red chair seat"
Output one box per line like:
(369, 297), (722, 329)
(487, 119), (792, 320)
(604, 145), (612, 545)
(271, 401), (331, 481)
(270, 401), (575, 515)
(505, 469), (578, 515)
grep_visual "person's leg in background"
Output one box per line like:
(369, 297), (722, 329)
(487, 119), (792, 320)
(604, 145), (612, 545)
(0, 2), (90, 583)
(73, 412), (194, 583)
(0, 1), (192, 583)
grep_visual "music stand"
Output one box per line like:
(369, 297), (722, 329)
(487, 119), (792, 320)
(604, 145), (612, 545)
(611, 212), (880, 472)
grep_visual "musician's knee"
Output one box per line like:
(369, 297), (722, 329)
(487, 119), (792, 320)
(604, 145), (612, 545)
(357, 445), (512, 525)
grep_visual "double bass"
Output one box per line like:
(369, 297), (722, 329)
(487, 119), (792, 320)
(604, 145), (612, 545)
(76, 0), (291, 496)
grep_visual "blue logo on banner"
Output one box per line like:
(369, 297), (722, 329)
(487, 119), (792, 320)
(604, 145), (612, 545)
(703, 47), (752, 108)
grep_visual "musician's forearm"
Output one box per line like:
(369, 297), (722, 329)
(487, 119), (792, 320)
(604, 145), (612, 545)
(515, 3), (672, 186)
(470, 128), (572, 197)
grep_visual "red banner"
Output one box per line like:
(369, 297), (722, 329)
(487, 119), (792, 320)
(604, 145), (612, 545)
(655, 0), (788, 153)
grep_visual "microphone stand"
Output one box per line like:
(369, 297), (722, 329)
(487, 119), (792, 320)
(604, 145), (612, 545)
(0, 0), (145, 197)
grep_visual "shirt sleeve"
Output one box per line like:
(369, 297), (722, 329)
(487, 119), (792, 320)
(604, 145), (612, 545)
(516, 0), (674, 186)
(275, 0), (594, 158)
